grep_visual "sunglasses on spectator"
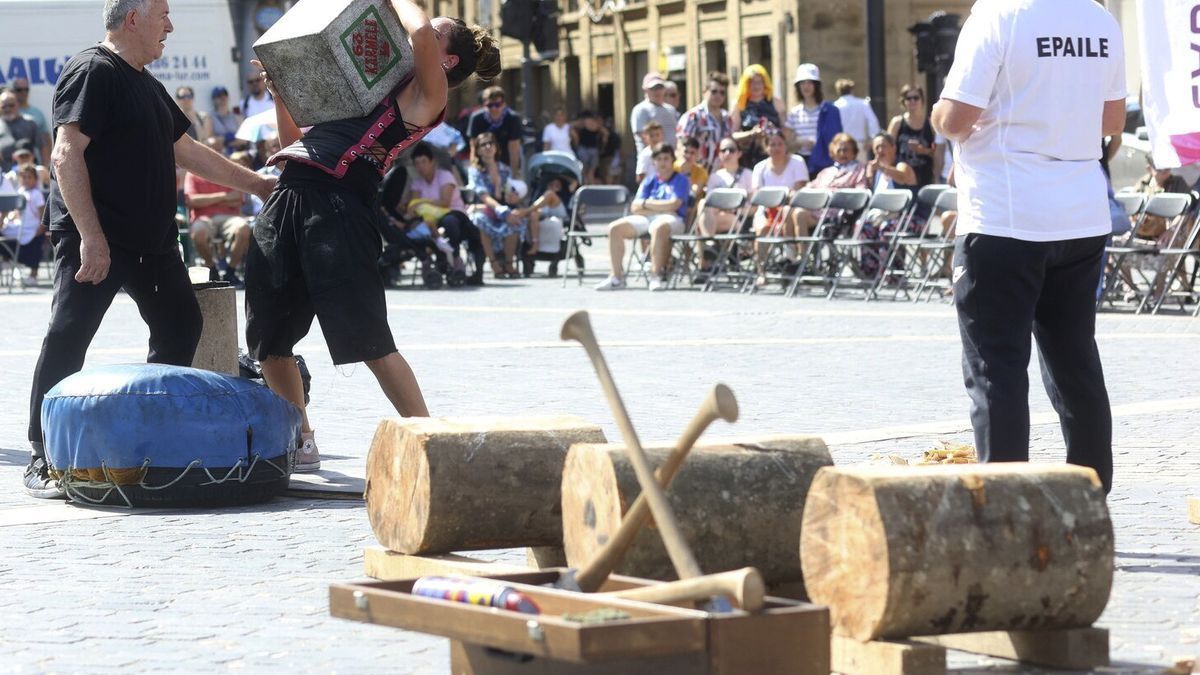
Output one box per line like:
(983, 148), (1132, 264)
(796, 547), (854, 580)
(176, 93), (194, 100)
(719, 146), (737, 153)
(12, 87), (29, 93)
(904, 95), (922, 102)
(486, 101), (505, 109)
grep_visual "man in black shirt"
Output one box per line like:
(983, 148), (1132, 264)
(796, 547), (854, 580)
(465, 85), (523, 174)
(23, 0), (276, 498)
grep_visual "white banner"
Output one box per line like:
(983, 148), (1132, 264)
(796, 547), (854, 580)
(1137, 0), (1200, 167)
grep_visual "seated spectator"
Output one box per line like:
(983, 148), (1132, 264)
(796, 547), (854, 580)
(572, 110), (607, 185)
(3, 143), (49, 191)
(698, 138), (753, 237)
(785, 64), (843, 175)
(751, 130), (809, 283)
(423, 121), (469, 181)
(542, 108), (574, 155)
(635, 121), (666, 185)
(1, 164), (46, 286)
(1129, 157), (1190, 241)
(595, 144), (690, 292)
(184, 169), (251, 287)
(795, 133), (869, 236)
(675, 137), (710, 207)
(466, 132), (527, 278)
(856, 132), (919, 277)
(515, 175), (570, 277)
(406, 142), (484, 286)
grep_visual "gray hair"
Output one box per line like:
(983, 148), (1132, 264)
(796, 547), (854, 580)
(103, 0), (152, 31)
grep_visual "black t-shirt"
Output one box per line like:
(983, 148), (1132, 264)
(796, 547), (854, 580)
(47, 45), (191, 254)
(465, 108), (523, 166)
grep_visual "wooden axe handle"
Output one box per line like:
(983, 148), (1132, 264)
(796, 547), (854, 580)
(574, 384), (738, 592)
(605, 567), (766, 612)
(561, 310), (703, 582)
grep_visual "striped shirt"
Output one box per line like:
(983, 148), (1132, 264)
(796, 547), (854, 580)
(676, 103), (733, 173)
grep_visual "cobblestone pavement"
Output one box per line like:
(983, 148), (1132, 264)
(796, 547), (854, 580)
(0, 269), (1197, 674)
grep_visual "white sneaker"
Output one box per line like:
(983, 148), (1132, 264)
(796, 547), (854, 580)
(593, 276), (625, 291)
(648, 277), (667, 292)
(19, 275), (36, 287)
(294, 431), (321, 472)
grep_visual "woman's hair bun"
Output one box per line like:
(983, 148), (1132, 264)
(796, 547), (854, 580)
(446, 21), (501, 88)
(471, 26), (502, 82)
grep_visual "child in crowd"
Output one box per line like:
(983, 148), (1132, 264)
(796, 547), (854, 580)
(1, 165), (46, 286)
(635, 121), (665, 184)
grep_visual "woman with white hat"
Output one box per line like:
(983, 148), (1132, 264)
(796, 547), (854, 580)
(784, 63), (843, 175)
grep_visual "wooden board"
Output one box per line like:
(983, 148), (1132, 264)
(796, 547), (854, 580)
(527, 547), (568, 569)
(1189, 498), (1200, 525)
(832, 635), (946, 675)
(363, 546), (529, 580)
(914, 627), (1109, 670)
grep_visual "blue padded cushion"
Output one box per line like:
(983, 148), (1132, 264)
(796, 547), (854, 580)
(43, 364), (301, 471)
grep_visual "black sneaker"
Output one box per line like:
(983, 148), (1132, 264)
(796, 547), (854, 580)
(23, 456), (65, 500)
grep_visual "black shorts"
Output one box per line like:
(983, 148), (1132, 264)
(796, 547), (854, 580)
(244, 180), (395, 365)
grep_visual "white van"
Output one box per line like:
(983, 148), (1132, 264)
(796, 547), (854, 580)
(0, 0), (239, 119)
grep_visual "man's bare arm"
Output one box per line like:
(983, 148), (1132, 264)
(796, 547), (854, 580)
(931, 98), (984, 143)
(53, 123), (110, 284)
(175, 134), (274, 201)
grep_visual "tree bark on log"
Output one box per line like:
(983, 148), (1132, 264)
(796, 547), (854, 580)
(800, 464), (1113, 641)
(366, 416), (606, 554)
(562, 437), (831, 589)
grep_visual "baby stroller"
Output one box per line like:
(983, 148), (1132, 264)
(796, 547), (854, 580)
(521, 151), (582, 277)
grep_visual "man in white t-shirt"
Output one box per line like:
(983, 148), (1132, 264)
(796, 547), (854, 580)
(931, 0), (1126, 493)
(832, 79), (881, 152)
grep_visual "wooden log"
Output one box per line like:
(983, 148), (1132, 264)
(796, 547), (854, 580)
(562, 436), (831, 589)
(800, 464), (1113, 641)
(1188, 498), (1200, 525)
(366, 416), (607, 554)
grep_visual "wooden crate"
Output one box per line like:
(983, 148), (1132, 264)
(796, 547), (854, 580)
(332, 569), (830, 674)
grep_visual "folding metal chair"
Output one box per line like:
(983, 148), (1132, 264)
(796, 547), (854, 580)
(753, 188), (832, 294)
(825, 189), (913, 299)
(667, 187), (748, 289)
(1148, 195), (1200, 314)
(561, 185), (630, 287)
(704, 186), (788, 292)
(0, 193), (29, 294)
(1098, 192), (1192, 311)
(785, 188), (873, 298)
(909, 189), (961, 302)
(870, 184), (951, 300)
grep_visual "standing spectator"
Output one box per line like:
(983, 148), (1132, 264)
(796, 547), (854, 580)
(10, 78), (52, 167)
(240, 69), (274, 118)
(785, 64), (843, 175)
(0, 90), (40, 173)
(887, 85), (937, 188)
(209, 86), (242, 152)
(184, 170), (251, 287)
(676, 71), (733, 174)
(600, 114), (623, 184)
(630, 72), (679, 156)
(466, 85), (524, 174)
(730, 65), (786, 170)
(541, 108), (573, 154)
(832, 79), (881, 152)
(634, 121), (665, 185)
(594, 143), (690, 292)
(1, 164), (46, 286)
(175, 86), (212, 142)
(572, 110), (607, 184)
(3, 143), (50, 191)
(932, 0), (1124, 493)
(663, 81), (682, 125)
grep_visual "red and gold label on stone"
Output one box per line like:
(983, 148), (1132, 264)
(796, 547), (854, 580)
(339, 5), (402, 89)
